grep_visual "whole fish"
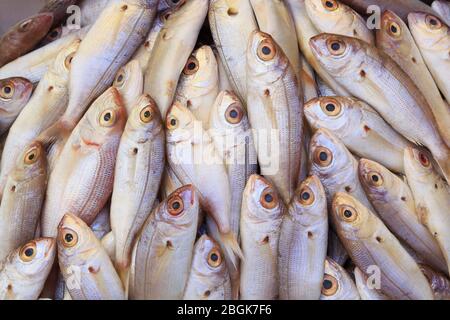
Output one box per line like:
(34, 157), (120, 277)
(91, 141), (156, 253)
(377, 10), (450, 146)
(279, 175), (328, 300)
(247, 31), (303, 205)
(0, 77), (33, 136)
(0, 238), (56, 300)
(183, 235), (232, 300)
(250, 0), (301, 77)
(309, 128), (375, 211)
(110, 94), (165, 282)
(175, 45), (219, 127)
(58, 214), (125, 300)
(320, 258), (360, 300)
(209, 0), (258, 102)
(305, 0), (374, 44)
(166, 102), (242, 264)
(129, 185), (199, 300)
(331, 192), (434, 300)
(432, 0), (450, 26)
(409, 13), (450, 105)
(0, 39), (81, 194)
(404, 147), (450, 276)
(41, 87), (126, 237)
(144, 0), (208, 117)
(305, 96), (413, 173)
(0, 13), (54, 67)
(310, 33), (450, 182)
(39, 0), (78, 27)
(354, 267), (389, 300)
(285, 0), (350, 96)
(359, 158), (447, 273)
(419, 264), (450, 300)
(113, 59), (144, 115)
(240, 175), (285, 300)
(0, 142), (46, 261)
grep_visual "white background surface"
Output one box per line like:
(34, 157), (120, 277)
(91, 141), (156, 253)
(0, 0), (47, 35)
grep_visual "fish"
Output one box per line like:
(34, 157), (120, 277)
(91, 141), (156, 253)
(129, 185), (199, 300)
(91, 204), (111, 240)
(0, 238), (56, 300)
(0, 142), (47, 262)
(359, 158), (447, 273)
(327, 229), (348, 266)
(0, 38), (81, 195)
(377, 10), (450, 146)
(279, 175), (328, 300)
(144, 0), (209, 117)
(183, 235), (232, 300)
(110, 94), (165, 283)
(419, 264), (450, 300)
(158, 0), (187, 11)
(432, 0), (450, 26)
(39, 0), (78, 27)
(240, 175), (285, 300)
(246, 31), (303, 205)
(0, 13), (54, 67)
(309, 128), (375, 211)
(160, 165), (183, 199)
(40, 87), (126, 237)
(408, 13), (450, 107)
(166, 101), (242, 264)
(250, 0), (302, 77)
(317, 77), (336, 97)
(175, 45), (219, 127)
(285, 0), (350, 96)
(39, 25), (78, 47)
(305, 96), (413, 173)
(300, 57), (319, 103)
(215, 50), (233, 92)
(320, 258), (360, 300)
(0, 27), (89, 84)
(331, 192), (434, 300)
(305, 0), (374, 44)
(309, 33), (450, 182)
(0, 77), (33, 136)
(58, 214), (125, 300)
(354, 267), (389, 300)
(113, 59), (144, 115)
(209, 0), (258, 102)
(79, 0), (110, 27)
(404, 147), (450, 276)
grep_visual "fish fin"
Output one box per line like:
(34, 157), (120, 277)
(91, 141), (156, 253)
(219, 232), (243, 269)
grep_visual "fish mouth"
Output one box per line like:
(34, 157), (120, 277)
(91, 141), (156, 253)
(81, 136), (100, 148)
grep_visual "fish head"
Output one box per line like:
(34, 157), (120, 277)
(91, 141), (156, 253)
(57, 214), (97, 260)
(10, 13), (54, 41)
(322, 258), (350, 299)
(210, 90), (247, 131)
(158, 0), (186, 11)
(358, 158), (393, 201)
(113, 60), (143, 104)
(290, 175), (327, 225)
(12, 141), (47, 183)
(408, 13), (449, 50)
(127, 94), (163, 138)
(193, 235), (226, 276)
(309, 33), (363, 77)
(403, 147), (435, 181)
(166, 101), (196, 142)
(51, 38), (82, 78)
(378, 10), (408, 48)
(304, 96), (350, 132)
(305, 0), (346, 23)
(247, 30), (289, 83)
(0, 77), (33, 114)
(10, 238), (56, 277)
(41, 26), (64, 46)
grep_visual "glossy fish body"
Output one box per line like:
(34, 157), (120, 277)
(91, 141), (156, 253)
(305, 96), (412, 173)
(240, 175), (285, 300)
(58, 214), (125, 300)
(432, 1), (450, 26)
(113, 59), (144, 115)
(41, 87), (126, 237)
(145, 0), (208, 117)
(247, 31), (303, 205)
(419, 264), (450, 300)
(79, 0), (110, 27)
(91, 204), (111, 240)
(183, 235), (232, 300)
(129, 185), (199, 300)
(331, 192), (434, 300)
(279, 175), (328, 300)
(320, 258), (360, 300)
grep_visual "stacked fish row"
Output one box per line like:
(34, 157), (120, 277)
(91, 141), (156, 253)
(0, 0), (449, 300)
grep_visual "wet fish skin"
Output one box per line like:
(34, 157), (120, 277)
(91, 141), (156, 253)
(41, 87), (126, 237)
(320, 258), (360, 300)
(419, 264), (450, 300)
(0, 77), (33, 135)
(331, 192), (434, 300)
(113, 59), (144, 115)
(432, 0), (450, 26)
(0, 13), (54, 67)
(0, 238), (56, 300)
(279, 175), (328, 300)
(359, 158), (448, 273)
(129, 185), (199, 300)
(183, 235), (232, 300)
(79, 0), (110, 27)
(91, 204), (111, 240)
(309, 33), (450, 182)
(305, 96), (412, 173)
(58, 214), (125, 300)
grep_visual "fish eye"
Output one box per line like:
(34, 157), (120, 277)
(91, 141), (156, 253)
(257, 39), (277, 61)
(24, 146), (40, 165)
(426, 15), (442, 29)
(297, 185), (315, 206)
(320, 98), (341, 116)
(140, 103), (156, 123)
(327, 39), (346, 56)
(367, 171), (383, 187)
(321, 0), (338, 11)
(114, 69), (126, 87)
(20, 19), (32, 31)
(60, 228), (79, 248)
(339, 205), (358, 223)
(64, 52), (76, 70)
(321, 274), (339, 296)
(166, 115), (179, 130)
(387, 21), (401, 37)
(418, 151), (431, 168)
(168, 195), (184, 216)
(183, 56), (199, 75)
(0, 82), (15, 100)
(260, 187), (278, 209)
(19, 242), (37, 262)
(313, 147), (333, 167)
(99, 109), (117, 127)
(225, 103), (243, 124)
(207, 248), (222, 268)
(48, 27), (61, 39)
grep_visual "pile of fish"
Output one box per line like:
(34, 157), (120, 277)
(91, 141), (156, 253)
(0, 0), (449, 300)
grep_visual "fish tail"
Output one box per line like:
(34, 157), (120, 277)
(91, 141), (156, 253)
(220, 231), (244, 269)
